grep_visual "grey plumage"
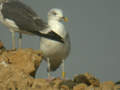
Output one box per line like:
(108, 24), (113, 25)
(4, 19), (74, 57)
(0, 0), (64, 49)
(1, 0), (47, 33)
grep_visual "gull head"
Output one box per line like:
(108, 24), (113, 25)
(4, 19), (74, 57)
(48, 8), (68, 22)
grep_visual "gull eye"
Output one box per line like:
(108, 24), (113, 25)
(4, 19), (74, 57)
(52, 11), (57, 15)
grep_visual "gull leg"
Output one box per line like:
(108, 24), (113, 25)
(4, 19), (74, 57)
(40, 38), (41, 50)
(40, 39), (41, 49)
(11, 31), (16, 50)
(62, 59), (66, 79)
(18, 33), (22, 48)
(47, 57), (51, 78)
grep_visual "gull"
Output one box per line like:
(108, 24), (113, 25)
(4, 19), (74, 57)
(0, 0), (70, 78)
(40, 8), (71, 79)
(0, 0), (63, 49)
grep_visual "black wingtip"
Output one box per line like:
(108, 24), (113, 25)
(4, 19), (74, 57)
(34, 31), (64, 43)
(29, 30), (64, 43)
(44, 31), (64, 43)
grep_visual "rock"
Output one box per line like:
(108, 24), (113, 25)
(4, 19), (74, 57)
(32, 78), (65, 90)
(59, 80), (76, 90)
(73, 72), (100, 87)
(0, 40), (5, 54)
(73, 83), (87, 90)
(32, 79), (53, 90)
(0, 40), (3, 48)
(84, 72), (100, 87)
(0, 43), (119, 90)
(73, 74), (91, 86)
(0, 64), (34, 90)
(0, 48), (42, 76)
(100, 81), (115, 90)
(60, 85), (70, 90)
(87, 85), (101, 90)
(0, 48), (43, 89)
(0, 48), (69, 90)
(114, 85), (120, 90)
(52, 78), (63, 89)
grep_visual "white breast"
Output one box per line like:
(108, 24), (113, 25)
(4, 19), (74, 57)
(48, 20), (66, 38)
(40, 37), (70, 61)
(40, 20), (70, 60)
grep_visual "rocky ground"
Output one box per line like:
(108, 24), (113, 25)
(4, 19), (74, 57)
(0, 41), (120, 90)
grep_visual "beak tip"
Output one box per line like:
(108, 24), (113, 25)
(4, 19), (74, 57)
(63, 17), (68, 22)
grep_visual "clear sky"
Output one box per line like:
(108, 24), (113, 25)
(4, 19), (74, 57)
(0, 0), (120, 82)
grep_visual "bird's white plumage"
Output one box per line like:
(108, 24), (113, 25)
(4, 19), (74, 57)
(40, 8), (70, 71)
(47, 8), (67, 38)
(0, 3), (19, 32)
(48, 8), (63, 21)
(4, 19), (19, 30)
(48, 20), (66, 38)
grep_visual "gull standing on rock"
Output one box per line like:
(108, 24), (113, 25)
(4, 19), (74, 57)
(40, 8), (71, 78)
(0, 0), (70, 78)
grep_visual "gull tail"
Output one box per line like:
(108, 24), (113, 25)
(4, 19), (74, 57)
(47, 59), (62, 72)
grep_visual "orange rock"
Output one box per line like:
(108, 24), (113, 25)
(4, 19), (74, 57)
(84, 72), (100, 87)
(53, 79), (62, 89)
(0, 64), (34, 90)
(0, 48), (119, 90)
(60, 79), (76, 90)
(102, 81), (115, 86)
(61, 85), (70, 90)
(0, 41), (5, 54)
(87, 85), (101, 90)
(100, 81), (115, 90)
(73, 74), (91, 86)
(0, 41), (3, 48)
(73, 73), (100, 87)
(73, 83), (87, 90)
(114, 85), (120, 90)
(32, 79), (52, 90)
(0, 48), (68, 90)
(32, 78), (66, 90)
(0, 48), (42, 75)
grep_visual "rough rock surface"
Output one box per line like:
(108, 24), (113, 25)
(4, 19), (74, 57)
(0, 48), (42, 76)
(0, 41), (120, 90)
(0, 41), (5, 54)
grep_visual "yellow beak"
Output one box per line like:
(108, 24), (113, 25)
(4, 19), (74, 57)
(63, 17), (68, 22)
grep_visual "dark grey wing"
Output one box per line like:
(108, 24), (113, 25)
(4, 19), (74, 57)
(1, 0), (47, 32)
(10, 0), (48, 30)
(1, 0), (64, 43)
